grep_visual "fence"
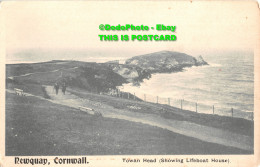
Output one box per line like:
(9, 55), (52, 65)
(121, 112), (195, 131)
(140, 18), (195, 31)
(111, 90), (254, 121)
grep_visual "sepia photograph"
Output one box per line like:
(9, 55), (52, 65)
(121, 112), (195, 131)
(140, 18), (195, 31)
(0, 0), (259, 166)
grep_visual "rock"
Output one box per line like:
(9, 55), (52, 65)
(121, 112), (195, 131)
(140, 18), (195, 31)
(125, 51), (208, 73)
(105, 51), (208, 86)
(196, 55), (208, 66)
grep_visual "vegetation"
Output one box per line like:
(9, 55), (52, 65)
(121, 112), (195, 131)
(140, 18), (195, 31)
(6, 93), (250, 155)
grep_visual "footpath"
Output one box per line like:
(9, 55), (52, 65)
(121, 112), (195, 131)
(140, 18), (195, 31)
(6, 86), (253, 152)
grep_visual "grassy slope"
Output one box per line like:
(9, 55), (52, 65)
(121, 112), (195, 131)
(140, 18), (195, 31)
(6, 61), (126, 92)
(5, 61), (254, 155)
(69, 88), (254, 137)
(6, 74), (254, 137)
(6, 60), (84, 77)
(6, 93), (250, 155)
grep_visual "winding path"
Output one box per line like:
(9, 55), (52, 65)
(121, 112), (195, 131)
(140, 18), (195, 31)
(6, 86), (253, 152)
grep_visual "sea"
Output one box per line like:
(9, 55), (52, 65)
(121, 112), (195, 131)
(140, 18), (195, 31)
(7, 50), (254, 120)
(120, 51), (254, 120)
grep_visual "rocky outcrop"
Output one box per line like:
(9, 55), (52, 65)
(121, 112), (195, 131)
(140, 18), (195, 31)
(195, 55), (208, 66)
(105, 51), (208, 86)
(125, 51), (208, 73)
(105, 64), (151, 83)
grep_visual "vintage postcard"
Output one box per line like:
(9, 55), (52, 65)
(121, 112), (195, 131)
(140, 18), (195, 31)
(0, 1), (259, 167)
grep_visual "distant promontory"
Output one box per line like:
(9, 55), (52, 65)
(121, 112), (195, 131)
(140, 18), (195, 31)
(6, 50), (208, 93)
(108, 51), (208, 84)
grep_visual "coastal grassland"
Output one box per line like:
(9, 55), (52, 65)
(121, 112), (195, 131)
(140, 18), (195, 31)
(6, 60), (86, 77)
(5, 59), (253, 155)
(6, 75), (253, 138)
(69, 88), (253, 137)
(6, 78), (48, 98)
(6, 61), (126, 93)
(5, 93), (250, 155)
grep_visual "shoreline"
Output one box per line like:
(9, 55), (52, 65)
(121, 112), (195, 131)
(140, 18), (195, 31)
(120, 72), (254, 120)
(6, 59), (253, 120)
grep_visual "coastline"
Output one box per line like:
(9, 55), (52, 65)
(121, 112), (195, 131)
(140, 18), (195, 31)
(5, 57), (254, 155)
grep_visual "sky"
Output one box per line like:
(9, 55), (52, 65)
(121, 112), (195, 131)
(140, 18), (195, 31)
(1, 1), (259, 61)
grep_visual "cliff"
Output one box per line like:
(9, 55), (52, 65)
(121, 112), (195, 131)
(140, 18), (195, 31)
(6, 61), (126, 93)
(104, 63), (151, 84)
(6, 51), (208, 94)
(125, 51), (208, 73)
